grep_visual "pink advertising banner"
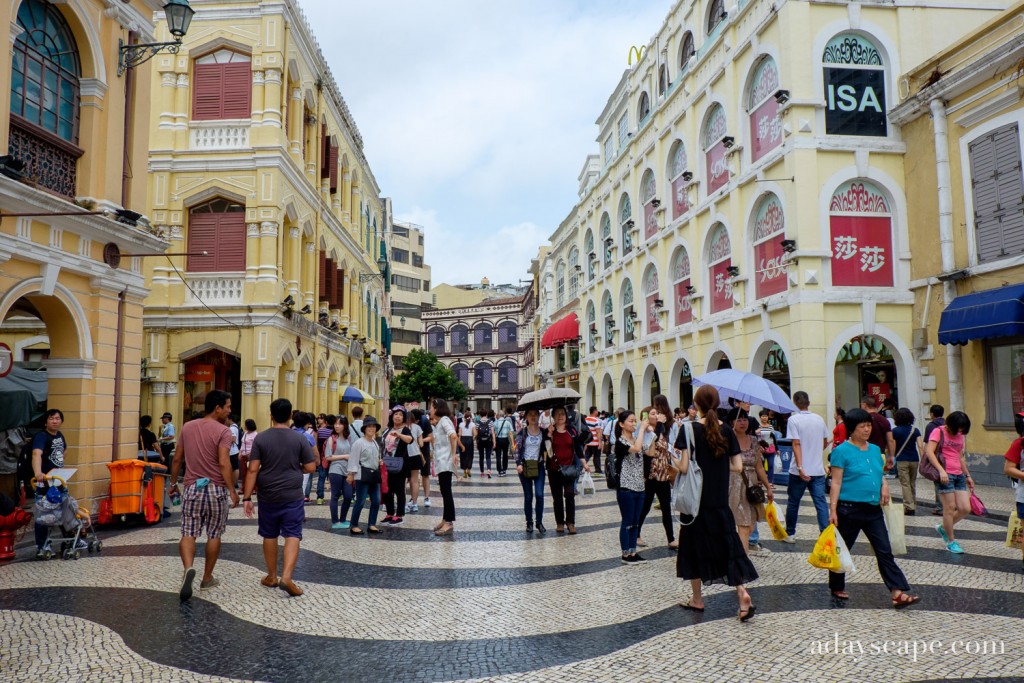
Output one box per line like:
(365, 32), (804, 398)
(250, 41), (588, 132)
(750, 98), (782, 162)
(706, 142), (729, 194)
(644, 201), (658, 241)
(829, 215), (894, 287)
(710, 259), (734, 314)
(646, 293), (661, 333)
(753, 196), (787, 298)
(671, 175), (689, 220)
(674, 280), (692, 325)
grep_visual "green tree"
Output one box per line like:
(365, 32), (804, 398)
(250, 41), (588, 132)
(390, 348), (467, 404)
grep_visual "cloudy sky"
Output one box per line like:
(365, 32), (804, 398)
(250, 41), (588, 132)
(301, 0), (673, 286)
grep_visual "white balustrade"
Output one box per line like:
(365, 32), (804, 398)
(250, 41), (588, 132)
(186, 276), (244, 304)
(190, 122), (250, 150)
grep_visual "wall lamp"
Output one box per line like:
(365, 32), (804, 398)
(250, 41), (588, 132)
(722, 136), (736, 149)
(651, 198), (661, 209)
(574, 264), (582, 272)
(604, 237), (614, 247)
(299, 304), (312, 315)
(781, 239), (797, 254)
(359, 253), (389, 282)
(774, 89), (791, 105)
(628, 310), (638, 321)
(726, 265), (740, 278)
(653, 298), (664, 308)
(118, 0), (196, 76)
(0, 155), (26, 180)
(625, 219), (636, 230)
(682, 171), (694, 182)
(281, 295), (295, 307)
(686, 285), (697, 295)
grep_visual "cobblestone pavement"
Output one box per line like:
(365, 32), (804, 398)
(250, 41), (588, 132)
(2, 475), (1022, 682)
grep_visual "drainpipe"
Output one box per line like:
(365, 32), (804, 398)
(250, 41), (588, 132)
(112, 289), (126, 461)
(929, 97), (963, 411)
(121, 31), (137, 207)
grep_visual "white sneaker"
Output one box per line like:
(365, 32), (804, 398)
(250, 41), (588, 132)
(410, 503), (419, 512)
(781, 535), (796, 545)
(423, 498), (431, 507)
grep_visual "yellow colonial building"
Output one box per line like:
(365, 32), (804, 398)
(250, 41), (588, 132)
(547, 0), (1008, 424)
(141, 0), (390, 427)
(892, 2), (1024, 479)
(0, 0), (172, 505)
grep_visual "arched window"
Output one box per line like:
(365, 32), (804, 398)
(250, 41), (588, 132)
(11, 0), (81, 143)
(748, 56), (782, 162)
(187, 198), (246, 272)
(679, 31), (695, 73)
(451, 363), (469, 389)
(556, 260), (566, 309)
(640, 170), (658, 241)
(671, 246), (693, 326)
(602, 290), (615, 347)
(364, 291), (371, 339)
(584, 230), (596, 282)
(622, 279), (636, 342)
(644, 266), (661, 334)
(829, 180), (894, 286)
(668, 140), (690, 220)
(637, 91), (651, 123)
(497, 321), (518, 352)
(474, 322), (493, 351)
(658, 64), (669, 96)
(703, 104), (730, 194)
(601, 213), (613, 268)
(193, 49), (252, 120)
(498, 361), (518, 393)
(426, 326), (445, 354)
(474, 362), (493, 393)
(752, 193), (788, 299)
(707, 223), (734, 314)
(619, 194), (634, 255)
(707, 0), (727, 34)
(586, 300), (597, 352)
(450, 324), (469, 354)
(822, 33), (887, 137)
(568, 247), (580, 299)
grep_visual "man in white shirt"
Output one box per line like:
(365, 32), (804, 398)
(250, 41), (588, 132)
(782, 391), (830, 543)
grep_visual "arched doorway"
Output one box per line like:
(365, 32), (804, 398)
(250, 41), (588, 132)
(676, 359), (694, 410)
(622, 372), (636, 411)
(649, 368), (661, 404)
(708, 350), (732, 372)
(586, 376), (597, 410)
(180, 345), (241, 421)
(755, 342), (791, 397)
(834, 334), (897, 411)
(602, 374), (614, 411)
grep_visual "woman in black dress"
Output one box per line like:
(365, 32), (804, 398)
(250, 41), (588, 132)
(673, 385), (759, 620)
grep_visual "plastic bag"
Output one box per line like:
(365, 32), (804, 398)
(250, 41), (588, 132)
(1007, 511), (1024, 550)
(834, 527), (856, 574)
(807, 524), (842, 570)
(765, 500), (788, 541)
(579, 471), (595, 496)
(881, 503), (907, 555)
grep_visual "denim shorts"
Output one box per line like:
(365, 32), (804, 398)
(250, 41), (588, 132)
(935, 472), (968, 494)
(1016, 501), (1024, 519)
(257, 499), (305, 539)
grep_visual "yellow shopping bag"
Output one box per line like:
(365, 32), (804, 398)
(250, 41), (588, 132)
(807, 524), (842, 571)
(765, 500), (788, 541)
(1007, 511), (1024, 550)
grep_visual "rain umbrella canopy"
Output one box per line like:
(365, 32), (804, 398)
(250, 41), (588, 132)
(339, 386), (375, 405)
(692, 369), (797, 414)
(516, 387), (581, 413)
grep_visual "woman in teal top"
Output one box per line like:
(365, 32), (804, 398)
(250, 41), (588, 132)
(828, 408), (919, 608)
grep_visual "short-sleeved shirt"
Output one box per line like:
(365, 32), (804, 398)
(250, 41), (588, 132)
(178, 418), (234, 488)
(351, 419), (364, 438)
(785, 411), (829, 476)
(32, 430), (66, 474)
(432, 417), (455, 473)
(928, 426), (964, 475)
(892, 425), (921, 462)
(160, 422), (176, 442)
(924, 418), (945, 443)
(229, 424), (240, 456)
(249, 427), (316, 503)
(584, 416), (601, 447)
(139, 428), (158, 452)
(867, 412), (892, 455)
(615, 437), (646, 492)
(522, 430), (543, 460)
(408, 423), (423, 457)
(326, 433), (353, 476)
(1003, 437), (1024, 505)
(830, 441), (884, 505)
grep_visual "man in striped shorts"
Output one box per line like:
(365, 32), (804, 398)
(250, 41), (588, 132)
(169, 389), (238, 601)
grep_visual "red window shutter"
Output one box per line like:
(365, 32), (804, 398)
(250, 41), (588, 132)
(192, 64), (224, 120)
(221, 62), (252, 119)
(325, 258), (336, 307)
(215, 213), (246, 271)
(336, 269), (345, 309)
(318, 251), (327, 298)
(187, 213), (219, 272)
(329, 143), (339, 193)
(320, 127), (330, 178)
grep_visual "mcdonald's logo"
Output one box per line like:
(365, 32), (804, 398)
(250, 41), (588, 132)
(628, 45), (647, 66)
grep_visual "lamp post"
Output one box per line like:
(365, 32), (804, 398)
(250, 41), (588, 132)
(118, 0), (196, 76)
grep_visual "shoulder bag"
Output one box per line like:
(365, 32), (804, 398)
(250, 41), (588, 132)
(360, 442), (382, 485)
(741, 468), (766, 505)
(672, 421), (703, 524)
(918, 430), (943, 482)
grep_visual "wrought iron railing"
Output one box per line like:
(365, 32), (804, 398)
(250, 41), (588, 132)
(8, 116), (82, 198)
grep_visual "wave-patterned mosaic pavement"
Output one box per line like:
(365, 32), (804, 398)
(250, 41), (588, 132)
(2, 476), (1022, 682)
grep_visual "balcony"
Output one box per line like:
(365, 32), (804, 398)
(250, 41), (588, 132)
(8, 116), (83, 199)
(189, 120), (251, 151)
(186, 275), (244, 305)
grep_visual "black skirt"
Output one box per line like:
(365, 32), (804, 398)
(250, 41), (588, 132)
(676, 505), (759, 587)
(459, 437), (475, 470)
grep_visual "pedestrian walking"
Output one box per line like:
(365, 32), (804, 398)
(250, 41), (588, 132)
(782, 391), (831, 543)
(458, 412), (476, 478)
(891, 408), (923, 515)
(861, 396), (896, 477)
(924, 405), (946, 516)
(515, 409), (548, 533)
(239, 419), (258, 484)
(546, 406), (589, 534)
(405, 409), (424, 513)
(674, 386), (758, 620)
(31, 409), (74, 559)
(614, 410), (650, 563)
(347, 416), (383, 535)
(381, 407), (414, 526)
(430, 399), (459, 536)
(583, 406), (603, 475)
(726, 408), (773, 555)
(827, 408), (920, 607)
(477, 410), (496, 478)
(169, 390), (239, 601)
(159, 412), (176, 469)
(408, 408), (432, 510)
(494, 410), (516, 476)
(636, 406), (677, 550)
(924, 411), (974, 554)
(227, 413), (241, 489)
(325, 417), (354, 529)
(1001, 411), (1024, 572)
(242, 398), (316, 597)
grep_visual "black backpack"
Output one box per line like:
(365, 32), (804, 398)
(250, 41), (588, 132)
(606, 446), (624, 490)
(478, 419), (492, 440)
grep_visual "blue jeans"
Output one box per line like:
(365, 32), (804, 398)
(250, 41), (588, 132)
(350, 480), (380, 529)
(304, 464), (327, 499)
(616, 488), (645, 554)
(785, 474), (829, 536)
(519, 469), (546, 525)
(749, 524), (760, 545)
(328, 473), (354, 524)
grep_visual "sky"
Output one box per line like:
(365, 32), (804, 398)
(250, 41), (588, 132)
(301, 0), (674, 287)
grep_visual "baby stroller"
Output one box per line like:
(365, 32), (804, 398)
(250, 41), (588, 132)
(33, 475), (102, 560)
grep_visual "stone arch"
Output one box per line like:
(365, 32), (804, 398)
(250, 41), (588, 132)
(641, 363), (664, 406)
(0, 278), (92, 361)
(706, 344), (735, 373)
(30, 0), (106, 83)
(601, 373), (614, 411)
(586, 375), (597, 410)
(669, 354), (695, 410)
(619, 368), (637, 412)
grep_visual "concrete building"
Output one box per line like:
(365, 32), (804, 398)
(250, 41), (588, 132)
(389, 221), (431, 371)
(891, 2), (1024, 482)
(0, 0), (173, 506)
(423, 281), (535, 413)
(140, 0), (391, 427)
(546, 0), (1007, 424)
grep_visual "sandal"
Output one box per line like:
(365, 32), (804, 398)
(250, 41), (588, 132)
(435, 525), (454, 536)
(368, 526), (383, 534)
(738, 604), (757, 622)
(831, 590), (850, 600)
(892, 592), (920, 609)
(260, 575), (279, 588)
(680, 600), (704, 612)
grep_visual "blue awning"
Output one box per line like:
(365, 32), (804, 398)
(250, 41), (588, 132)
(938, 283), (1024, 345)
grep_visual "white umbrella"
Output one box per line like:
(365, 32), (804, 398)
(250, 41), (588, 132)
(516, 387), (581, 413)
(692, 369), (797, 414)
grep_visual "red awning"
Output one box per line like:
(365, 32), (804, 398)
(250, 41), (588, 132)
(540, 313), (579, 349)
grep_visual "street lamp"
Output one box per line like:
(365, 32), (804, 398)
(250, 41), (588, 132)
(358, 253), (389, 283)
(119, 0), (196, 76)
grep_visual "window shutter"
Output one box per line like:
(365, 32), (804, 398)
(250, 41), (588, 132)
(187, 213), (219, 272)
(215, 212), (246, 271)
(192, 64), (224, 120)
(336, 268), (345, 309)
(326, 258), (337, 307)
(971, 123), (1024, 263)
(318, 251), (327, 298)
(320, 128), (330, 178)
(221, 62), (252, 119)
(329, 143), (339, 193)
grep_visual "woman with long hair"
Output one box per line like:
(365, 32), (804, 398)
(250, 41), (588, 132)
(430, 399), (459, 536)
(514, 408), (548, 533)
(546, 406), (590, 534)
(674, 385), (758, 620)
(924, 411), (974, 554)
(458, 412), (477, 479)
(725, 407), (773, 554)
(636, 405), (677, 550)
(615, 410), (652, 563)
(325, 416), (353, 529)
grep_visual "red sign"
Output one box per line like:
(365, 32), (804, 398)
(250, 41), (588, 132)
(709, 259), (734, 314)
(753, 196), (787, 299)
(868, 383), (891, 405)
(646, 293), (661, 333)
(644, 202), (658, 241)
(0, 343), (11, 378)
(750, 98), (782, 162)
(671, 174), (689, 220)
(706, 142), (729, 194)
(829, 215), (894, 287)
(674, 280), (692, 325)
(184, 364), (216, 382)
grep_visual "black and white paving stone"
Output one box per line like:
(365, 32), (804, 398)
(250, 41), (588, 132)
(2, 477), (1021, 682)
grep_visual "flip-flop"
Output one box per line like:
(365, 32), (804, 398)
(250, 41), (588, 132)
(368, 527), (383, 534)
(260, 576), (279, 588)
(680, 601), (705, 612)
(831, 590), (850, 600)
(739, 604), (757, 622)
